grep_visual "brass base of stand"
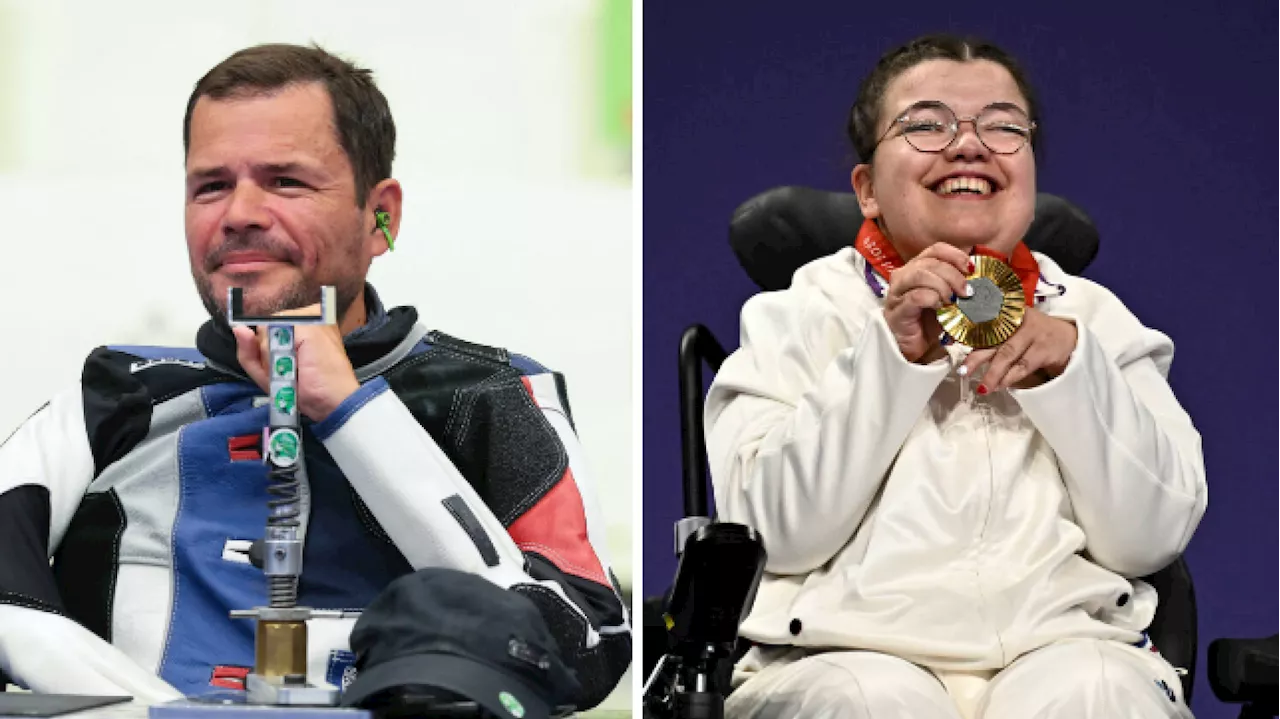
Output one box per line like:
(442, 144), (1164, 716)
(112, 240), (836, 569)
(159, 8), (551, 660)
(255, 619), (308, 679)
(228, 605), (361, 707)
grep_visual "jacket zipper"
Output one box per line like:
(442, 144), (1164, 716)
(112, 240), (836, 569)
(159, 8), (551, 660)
(972, 378), (1008, 664)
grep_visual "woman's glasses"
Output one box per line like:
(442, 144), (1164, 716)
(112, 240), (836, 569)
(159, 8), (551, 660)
(874, 101), (1036, 155)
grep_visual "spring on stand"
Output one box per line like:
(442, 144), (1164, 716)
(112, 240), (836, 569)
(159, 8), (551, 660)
(266, 460), (301, 608)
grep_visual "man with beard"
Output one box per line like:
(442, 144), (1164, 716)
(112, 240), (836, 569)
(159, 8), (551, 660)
(0, 44), (629, 710)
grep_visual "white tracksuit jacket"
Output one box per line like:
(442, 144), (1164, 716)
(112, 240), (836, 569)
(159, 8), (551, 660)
(705, 246), (1207, 672)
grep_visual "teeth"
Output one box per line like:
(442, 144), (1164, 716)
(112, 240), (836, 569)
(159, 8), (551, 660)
(936, 176), (993, 196)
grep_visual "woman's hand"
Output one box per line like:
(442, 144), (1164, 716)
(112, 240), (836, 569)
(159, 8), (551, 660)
(959, 307), (1078, 392)
(882, 243), (973, 363)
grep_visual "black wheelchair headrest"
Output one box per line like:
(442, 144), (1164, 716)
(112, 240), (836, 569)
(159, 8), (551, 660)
(728, 186), (1100, 291)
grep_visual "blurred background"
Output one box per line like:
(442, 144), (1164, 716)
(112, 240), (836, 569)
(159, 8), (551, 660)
(0, 0), (632, 710)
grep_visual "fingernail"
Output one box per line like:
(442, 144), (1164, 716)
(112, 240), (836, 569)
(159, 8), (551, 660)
(977, 384), (988, 395)
(949, 292), (957, 303)
(957, 365), (968, 376)
(968, 261), (975, 273)
(940, 335), (953, 346)
(965, 283), (974, 297)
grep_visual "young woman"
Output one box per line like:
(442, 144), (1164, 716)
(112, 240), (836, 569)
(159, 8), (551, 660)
(706, 34), (1204, 719)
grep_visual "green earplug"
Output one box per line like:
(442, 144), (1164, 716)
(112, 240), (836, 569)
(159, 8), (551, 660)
(375, 209), (394, 251)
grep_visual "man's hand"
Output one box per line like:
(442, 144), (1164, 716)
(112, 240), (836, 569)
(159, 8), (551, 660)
(883, 243), (973, 363)
(960, 307), (1078, 392)
(232, 304), (360, 422)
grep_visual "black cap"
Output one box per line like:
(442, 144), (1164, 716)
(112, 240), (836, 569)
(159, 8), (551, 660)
(340, 568), (582, 718)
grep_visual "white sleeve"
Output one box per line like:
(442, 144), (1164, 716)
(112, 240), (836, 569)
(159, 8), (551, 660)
(312, 378), (598, 632)
(1011, 317), (1207, 577)
(0, 383), (95, 550)
(0, 384), (179, 701)
(0, 605), (181, 702)
(315, 368), (629, 708)
(706, 287), (948, 575)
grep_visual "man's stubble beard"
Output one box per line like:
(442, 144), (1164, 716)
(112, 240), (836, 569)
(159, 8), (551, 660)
(194, 268), (363, 328)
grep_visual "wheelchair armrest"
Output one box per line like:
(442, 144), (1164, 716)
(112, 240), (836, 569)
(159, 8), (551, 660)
(1208, 634), (1278, 711)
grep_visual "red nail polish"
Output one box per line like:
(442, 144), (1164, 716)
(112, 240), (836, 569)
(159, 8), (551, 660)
(977, 384), (988, 395)
(968, 261), (975, 273)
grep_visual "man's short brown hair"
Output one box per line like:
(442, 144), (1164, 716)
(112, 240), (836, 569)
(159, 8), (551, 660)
(183, 43), (396, 206)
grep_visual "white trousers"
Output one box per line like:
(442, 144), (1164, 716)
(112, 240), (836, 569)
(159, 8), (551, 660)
(725, 640), (1193, 719)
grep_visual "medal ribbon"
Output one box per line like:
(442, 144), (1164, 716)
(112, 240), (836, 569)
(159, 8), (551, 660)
(854, 218), (1040, 305)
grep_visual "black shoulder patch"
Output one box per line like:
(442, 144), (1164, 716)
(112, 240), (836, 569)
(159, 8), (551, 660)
(82, 348), (237, 477)
(113, 350), (235, 404)
(82, 349), (153, 478)
(425, 331), (509, 365)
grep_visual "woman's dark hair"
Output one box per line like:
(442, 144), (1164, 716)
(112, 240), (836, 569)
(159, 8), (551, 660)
(847, 34), (1040, 163)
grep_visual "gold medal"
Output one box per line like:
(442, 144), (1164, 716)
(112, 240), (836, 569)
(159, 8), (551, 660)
(936, 255), (1026, 348)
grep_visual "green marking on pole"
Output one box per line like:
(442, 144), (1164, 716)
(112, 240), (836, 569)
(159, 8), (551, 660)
(269, 429), (300, 465)
(274, 386), (296, 413)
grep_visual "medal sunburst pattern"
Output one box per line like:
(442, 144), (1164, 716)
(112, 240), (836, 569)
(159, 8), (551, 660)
(936, 256), (1026, 348)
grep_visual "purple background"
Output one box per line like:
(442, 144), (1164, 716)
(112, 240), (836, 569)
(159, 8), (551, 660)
(641, 3), (1277, 715)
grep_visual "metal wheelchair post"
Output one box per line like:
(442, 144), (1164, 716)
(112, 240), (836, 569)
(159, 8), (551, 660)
(646, 325), (761, 719)
(673, 325), (728, 556)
